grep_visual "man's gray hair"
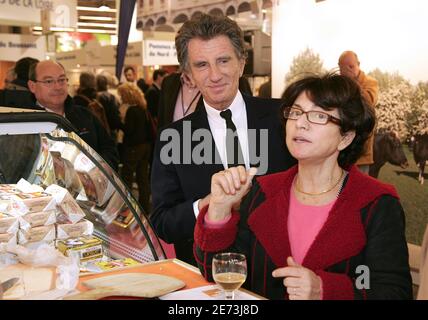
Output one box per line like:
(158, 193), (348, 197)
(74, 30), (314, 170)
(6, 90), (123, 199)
(175, 13), (247, 71)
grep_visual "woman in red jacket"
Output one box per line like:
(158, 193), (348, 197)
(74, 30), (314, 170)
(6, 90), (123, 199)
(194, 73), (412, 300)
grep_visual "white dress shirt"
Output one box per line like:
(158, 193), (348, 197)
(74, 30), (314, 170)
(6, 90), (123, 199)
(193, 91), (249, 217)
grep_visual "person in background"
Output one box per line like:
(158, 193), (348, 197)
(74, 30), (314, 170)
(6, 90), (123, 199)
(150, 14), (295, 265)
(117, 83), (152, 213)
(338, 51), (379, 174)
(4, 67), (16, 86)
(73, 71), (111, 135)
(137, 77), (150, 95)
(144, 69), (167, 174)
(27, 60), (119, 170)
(73, 71), (97, 108)
(96, 74), (123, 142)
(101, 71), (120, 101)
(0, 57), (39, 108)
(124, 66), (137, 84)
(258, 77), (272, 98)
(145, 69), (167, 122)
(194, 73), (412, 300)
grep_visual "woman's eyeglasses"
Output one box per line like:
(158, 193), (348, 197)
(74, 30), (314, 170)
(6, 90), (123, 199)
(283, 106), (341, 125)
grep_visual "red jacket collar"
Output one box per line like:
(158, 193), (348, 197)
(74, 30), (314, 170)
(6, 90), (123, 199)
(247, 165), (399, 270)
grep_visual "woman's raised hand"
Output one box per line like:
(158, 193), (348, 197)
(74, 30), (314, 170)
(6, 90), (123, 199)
(207, 166), (257, 221)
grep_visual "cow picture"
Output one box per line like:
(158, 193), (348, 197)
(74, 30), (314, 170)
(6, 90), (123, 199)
(413, 134), (428, 185)
(369, 132), (408, 178)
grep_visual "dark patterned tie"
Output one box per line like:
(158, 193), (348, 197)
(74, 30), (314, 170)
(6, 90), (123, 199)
(220, 109), (245, 168)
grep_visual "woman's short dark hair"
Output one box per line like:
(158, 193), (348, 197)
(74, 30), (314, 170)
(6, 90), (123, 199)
(175, 13), (247, 71)
(281, 73), (376, 168)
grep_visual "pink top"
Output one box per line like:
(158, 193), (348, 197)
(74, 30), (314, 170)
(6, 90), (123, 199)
(203, 189), (336, 265)
(288, 189), (336, 264)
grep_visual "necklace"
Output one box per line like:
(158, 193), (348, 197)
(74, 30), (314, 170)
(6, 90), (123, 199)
(295, 169), (345, 196)
(180, 84), (201, 117)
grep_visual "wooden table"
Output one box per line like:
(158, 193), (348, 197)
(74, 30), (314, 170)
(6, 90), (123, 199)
(76, 258), (264, 299)
(77, 259), (209, 293)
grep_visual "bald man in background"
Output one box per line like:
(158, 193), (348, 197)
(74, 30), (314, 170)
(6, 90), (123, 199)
(28, 60), (119, 169)
(339, 51), (379, 174)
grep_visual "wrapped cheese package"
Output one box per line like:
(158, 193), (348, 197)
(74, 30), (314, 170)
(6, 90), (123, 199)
(0, 263), (57, 299)
(0, 183), (52, 216)
(0, 213), (19, 234)
(20, 209), (57, 231)
(8, 192), (53, 215)
(90, 191), (125, 225)
(56, 219), (94, 240)
(0, 232), (17, 249)
(74, 153), (115, 207)
(0, 243), (80, 299)
(44, 184), (85, 224)
(18, 225), (56, 245)
(49, 142), (82, 192)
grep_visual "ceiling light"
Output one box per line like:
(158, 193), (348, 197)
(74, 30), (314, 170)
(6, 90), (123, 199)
(76, 28), (116, 34)
(79, 16), (115, 21)
(77, 6), (116, 13)
(32, 26), (75, 32)
(77, 22), (116, 28)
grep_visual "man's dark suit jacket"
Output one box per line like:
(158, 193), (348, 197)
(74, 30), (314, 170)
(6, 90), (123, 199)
(31, 96), (119, 170)
(150, 93), (296, 265)
(145, 84), (161, 120)
(157, 73), (183, 131)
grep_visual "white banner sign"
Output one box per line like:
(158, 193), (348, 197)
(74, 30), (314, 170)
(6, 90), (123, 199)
(0, 34), (46, 61)
(55, 49), (86, 70)
(55, 42), (143, 69)
(0, 0), (77, 28)
(143, 40), (179, 66)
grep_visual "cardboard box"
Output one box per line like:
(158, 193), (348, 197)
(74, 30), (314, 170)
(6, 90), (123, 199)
(56, 236), (103, 262)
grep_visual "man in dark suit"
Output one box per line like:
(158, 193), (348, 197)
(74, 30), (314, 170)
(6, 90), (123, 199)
(150, 14), (296, 265)
(145, 69), (167, 121)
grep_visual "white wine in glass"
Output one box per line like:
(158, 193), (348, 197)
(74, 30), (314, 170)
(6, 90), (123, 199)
(212, 252), (247, 300)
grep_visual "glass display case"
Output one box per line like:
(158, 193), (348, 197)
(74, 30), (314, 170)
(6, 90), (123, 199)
(0, 107), (166, 265)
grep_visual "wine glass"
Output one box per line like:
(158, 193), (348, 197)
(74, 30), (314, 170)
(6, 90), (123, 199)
(212, 252), (247, 300)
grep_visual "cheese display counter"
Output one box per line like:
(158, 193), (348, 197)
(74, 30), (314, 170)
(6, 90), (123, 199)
(0, 107), (166, 299)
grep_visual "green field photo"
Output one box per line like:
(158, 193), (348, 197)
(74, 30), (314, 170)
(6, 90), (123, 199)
(376, 146), (428, 245)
